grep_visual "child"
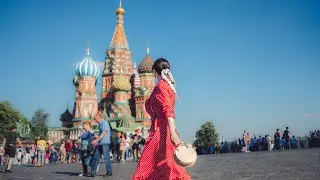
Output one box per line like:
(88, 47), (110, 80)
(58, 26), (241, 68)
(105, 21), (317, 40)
(79, 121), (95, 177)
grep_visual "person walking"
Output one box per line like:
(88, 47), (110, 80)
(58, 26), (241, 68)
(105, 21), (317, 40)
(90, 107), (112, 177)
(1, 126), (23, 173)
(59, 143), (66, 163)
(114, 132), (121, 163)
(119, 133), (126, 163)
(36, 136), (47, 167)
(25, 144), (31, 164)
(124, 133), (131, 160)
(283, 127), (291, 149)
(132, 58), (191, 180)
(266, 135), (272, 151)
(79, 121), (95, 176)
(274, 129), (281, 150)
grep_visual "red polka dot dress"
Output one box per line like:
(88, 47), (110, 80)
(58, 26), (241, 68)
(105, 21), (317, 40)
(132, 79), (191, 180)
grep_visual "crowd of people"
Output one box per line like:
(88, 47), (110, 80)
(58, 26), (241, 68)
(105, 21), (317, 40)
(308, 130), (320, 148)
(2, 127), (320, 169)
(197, 127), (320, 155)
(0, 125), (146, 174)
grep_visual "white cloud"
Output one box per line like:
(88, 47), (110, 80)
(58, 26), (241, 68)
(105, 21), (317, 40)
(95, 61), (105, 69)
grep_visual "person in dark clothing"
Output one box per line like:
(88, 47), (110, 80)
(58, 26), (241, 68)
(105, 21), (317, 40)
(114, 132), (121, 163)
(1, 126), (22, 173)
(131, 135), (140, 161)
(274, 129), (281, 150)
(283, 127), (291, 149)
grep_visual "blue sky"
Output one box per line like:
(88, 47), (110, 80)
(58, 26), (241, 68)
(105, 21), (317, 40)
(1, 0), (319, 142)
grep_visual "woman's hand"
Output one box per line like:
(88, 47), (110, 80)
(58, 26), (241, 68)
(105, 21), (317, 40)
(170, 130), (182, 146)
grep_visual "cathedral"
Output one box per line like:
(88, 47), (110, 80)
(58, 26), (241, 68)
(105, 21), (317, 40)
(56, 2), (155, 141)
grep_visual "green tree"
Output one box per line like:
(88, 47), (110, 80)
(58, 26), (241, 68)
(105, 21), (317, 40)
(0, 101), (26, 138)
(193, 121), (218, 147)
(30, 109), (49, 140)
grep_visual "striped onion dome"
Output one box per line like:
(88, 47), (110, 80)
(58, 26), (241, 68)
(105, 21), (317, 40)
(133, 63), (140, 88)
(75, 48), (100, 78)
(138, 48), (154, 74)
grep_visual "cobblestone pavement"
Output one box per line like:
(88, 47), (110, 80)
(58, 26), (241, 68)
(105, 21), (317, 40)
(1, 148), (320, 180)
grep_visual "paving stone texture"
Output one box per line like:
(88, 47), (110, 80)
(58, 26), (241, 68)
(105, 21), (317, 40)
(1, 148), (320, 180)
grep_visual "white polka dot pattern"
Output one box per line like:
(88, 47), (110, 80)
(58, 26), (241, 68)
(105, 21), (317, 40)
(132, 80), (191, 180)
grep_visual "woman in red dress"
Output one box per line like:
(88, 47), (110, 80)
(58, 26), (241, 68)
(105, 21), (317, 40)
(132, 58), (191, 180)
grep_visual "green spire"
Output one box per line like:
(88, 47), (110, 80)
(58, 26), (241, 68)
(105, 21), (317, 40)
(67, 101), (69, 110)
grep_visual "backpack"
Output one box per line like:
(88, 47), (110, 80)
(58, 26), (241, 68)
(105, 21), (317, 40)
(139, 137), (146, 145)
(80, 132), (94, 152)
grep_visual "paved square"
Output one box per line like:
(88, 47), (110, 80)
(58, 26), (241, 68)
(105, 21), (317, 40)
(1, 149), (320, 180)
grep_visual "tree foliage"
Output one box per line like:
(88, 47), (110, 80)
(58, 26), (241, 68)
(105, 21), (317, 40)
(193, 121), (218, 147)
(30, 109), (49, 140)
(0, 101), (27, 138)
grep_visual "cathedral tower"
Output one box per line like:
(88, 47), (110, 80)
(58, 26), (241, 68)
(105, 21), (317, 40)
(102, 2), (133, 119)
(100, 2), (155, 132)
(134, 48), (155, 124)
(72, 48), (100, 138)
(138, 48), (155, 92)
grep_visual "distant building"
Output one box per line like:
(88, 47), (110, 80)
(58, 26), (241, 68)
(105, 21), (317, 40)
(47, 127), (66, 143)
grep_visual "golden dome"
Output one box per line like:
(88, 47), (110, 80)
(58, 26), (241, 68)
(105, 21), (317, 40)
(116, 1), (125, 15)
(113, 74), (131, 91)
(116, 7), (125, 15)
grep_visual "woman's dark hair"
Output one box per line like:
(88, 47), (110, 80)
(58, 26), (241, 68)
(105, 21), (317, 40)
(152, 58), (170, 76)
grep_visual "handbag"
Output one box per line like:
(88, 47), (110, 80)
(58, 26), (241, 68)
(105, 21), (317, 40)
(174, 143), (197, 168)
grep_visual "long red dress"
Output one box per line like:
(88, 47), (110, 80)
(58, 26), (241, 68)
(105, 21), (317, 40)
(132, 79), (191, 180)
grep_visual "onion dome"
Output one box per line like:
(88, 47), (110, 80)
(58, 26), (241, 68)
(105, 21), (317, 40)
(113, 72), (131, 91)
(60, 108), (73, 122)
(60, 102), (73, 128)
(116, 1), (125, 15)
(133, 63), (141, 88)
(138, 48), (154, 74)
(60, 106), (73, 128)
(75, 48), (100, 78)
(73, 74), (79, 86)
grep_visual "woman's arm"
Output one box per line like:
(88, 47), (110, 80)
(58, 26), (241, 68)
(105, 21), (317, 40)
(155, 85), (181, 146)
(168, 117), (176, 134)
(168, 117), (181, 145)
